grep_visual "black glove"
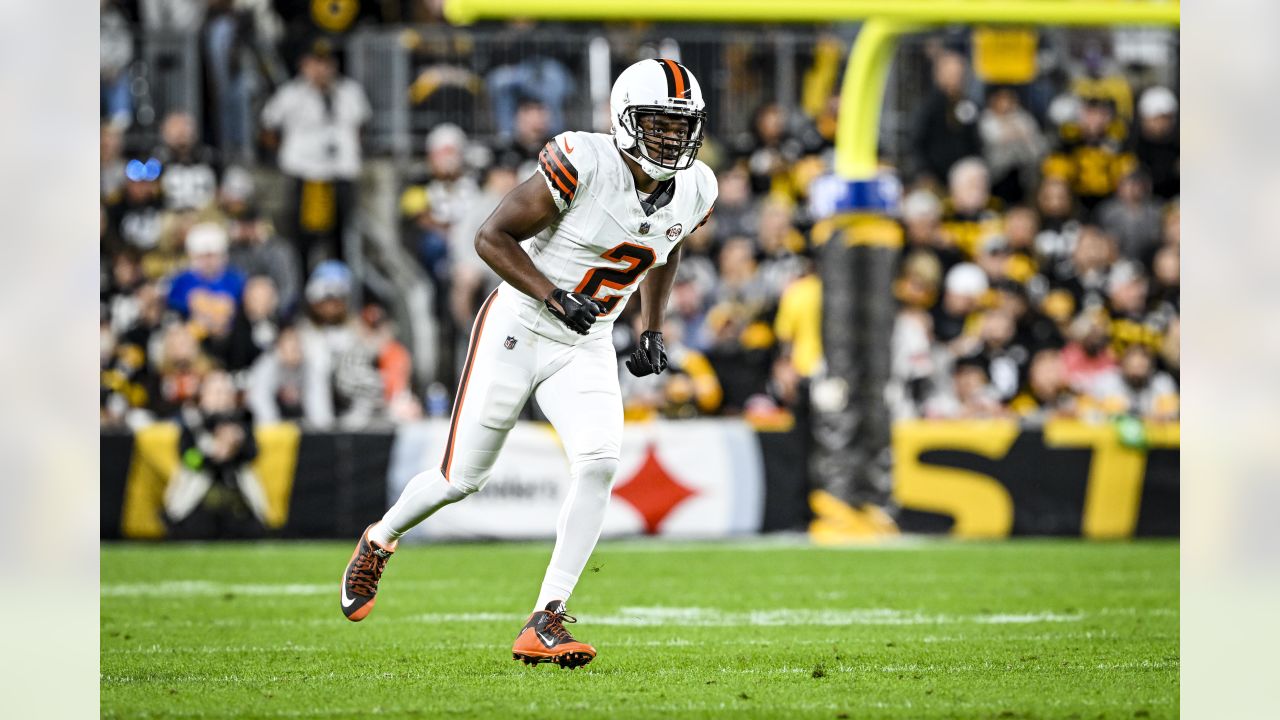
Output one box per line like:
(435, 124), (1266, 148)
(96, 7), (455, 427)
(626, 330), (669, 377)
(545, 288), (603, 335)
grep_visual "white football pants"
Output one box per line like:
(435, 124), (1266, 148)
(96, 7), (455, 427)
(379, 288), (623, 608)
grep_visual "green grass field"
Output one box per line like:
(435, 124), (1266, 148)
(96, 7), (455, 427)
(101, 538), (1178, 719)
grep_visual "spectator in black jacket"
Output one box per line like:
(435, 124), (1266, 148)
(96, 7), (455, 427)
(1134, 86), (1179, 201)
(909, 51), (982, 187)
(164, 370), (270, 539)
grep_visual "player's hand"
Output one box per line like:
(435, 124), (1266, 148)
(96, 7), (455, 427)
(545, 288), (603, 335)
(626, 330), (669, 377)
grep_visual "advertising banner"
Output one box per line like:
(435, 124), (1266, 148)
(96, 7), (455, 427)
(387, 419), (766, 540)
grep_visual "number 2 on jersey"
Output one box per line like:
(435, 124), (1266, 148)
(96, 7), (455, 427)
(574, 242), (656, 315)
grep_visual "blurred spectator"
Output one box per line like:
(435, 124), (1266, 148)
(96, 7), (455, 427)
(908, 51), (982, 186)
(167, 222), (247, 343)
(971, 307), (1025, 402)
(403, 124), (481, 282)
(733, 103), (807, 196)
(711, 164), (759, 245)
(358, 303), (423, 423)
(1032, 176), (1083, 269)
(889, 251), (945, 419)
(246, 324), (308, 423)
(115, 281), (169, 390)
(202, 0), (258, 163)
(711, 237), (770, 318)
(165, 370), (269, 539)
(932, 262), (987, 347)
(1134, 86), (1179, 201)
(669, 270), (713, 354)
(103, 250), (147, 337)
(223, 172), (303, 315)
(923, 355), (1006, 419)
(214, 275), (283, 372)
(1104, 259), (1165, 356)
(101, 308), (149, 428)
(492, 99), (553, 172)
(1095, 170), (1162, 261)
(1042, 97), (1136, 212)
(487, 45), (574, 140)
(1061, 310), (1117, 395)
(447, 164), (516, 335)
(774, 260), (823, 379)
(1001, 205), (1041, 284)
(1010, 348), (1078, 423)
(1046, 224), (1116, 315)
(107, 158), (168, 253)
(1090, 345), (1178, 421)
(261, 39), (371, 267)
(154, 112), (222, 211)
(150, 322), (213, 419)
(940, 158), (1003, 259)
(296, 261), (386, 429)
(979, 85), (1047, 205)
(1066, 42), (1135, 125)
(901, 189), (964, 276)
(706, 238), (773, 412)
(974, 234), (1013, 285)
(755, 200), (807, 298)
(100, 1), (135, 129)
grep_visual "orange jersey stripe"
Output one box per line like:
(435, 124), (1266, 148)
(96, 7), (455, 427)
(540, 153), (574, 199)
(547, 145), (578, 188)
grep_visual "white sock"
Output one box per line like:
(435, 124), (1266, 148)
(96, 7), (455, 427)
(534, 457), (618, 611)
(370, 468), (469, 546)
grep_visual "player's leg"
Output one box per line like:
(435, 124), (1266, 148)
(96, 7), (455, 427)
(342, 290), (534, 621)
(512, 336), (622, 666)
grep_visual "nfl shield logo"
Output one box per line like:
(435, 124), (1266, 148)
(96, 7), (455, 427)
(639, 222), (650, 235)
(666, 223), (684, 241)
(504, 336), (517, 350)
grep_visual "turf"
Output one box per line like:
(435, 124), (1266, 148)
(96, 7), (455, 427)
(101, 538), (1178, 719)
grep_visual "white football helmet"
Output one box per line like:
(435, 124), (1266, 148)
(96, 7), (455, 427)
(610, 58), (707, 181)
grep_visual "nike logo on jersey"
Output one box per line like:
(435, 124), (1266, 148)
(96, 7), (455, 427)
(564, 138), (574, 153)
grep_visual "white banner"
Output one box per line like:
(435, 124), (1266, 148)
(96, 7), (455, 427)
(386, 419), (765, 540)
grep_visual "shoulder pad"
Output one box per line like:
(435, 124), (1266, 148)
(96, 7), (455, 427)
(537, 131), (600, 212)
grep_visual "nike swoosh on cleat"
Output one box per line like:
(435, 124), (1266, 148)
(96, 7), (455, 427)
(536, 629), (558, 647)
(341, 572), (358, 608)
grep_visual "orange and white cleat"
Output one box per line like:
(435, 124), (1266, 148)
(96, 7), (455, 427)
(512, 601), (597, 669)
(340, 524), (396, 622)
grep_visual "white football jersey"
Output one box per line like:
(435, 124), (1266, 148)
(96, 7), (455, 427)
(496, 130), (717, 345)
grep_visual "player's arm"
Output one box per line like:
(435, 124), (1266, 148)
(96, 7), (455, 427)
(638, 244), (680, 332)
(626, 244), (681, 378)
(474, 174), (601, 334)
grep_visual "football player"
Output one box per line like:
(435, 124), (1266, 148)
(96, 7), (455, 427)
(341, 59), (717, 668)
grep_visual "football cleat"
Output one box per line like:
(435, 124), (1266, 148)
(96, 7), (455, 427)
(340, 524), (396, 622)
(512, 601), (597, 669)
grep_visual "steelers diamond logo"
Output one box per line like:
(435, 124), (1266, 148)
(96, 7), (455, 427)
(612, 444), (697, 535)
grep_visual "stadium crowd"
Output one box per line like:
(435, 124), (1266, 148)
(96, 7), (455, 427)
(101, 4), (1179, 435)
